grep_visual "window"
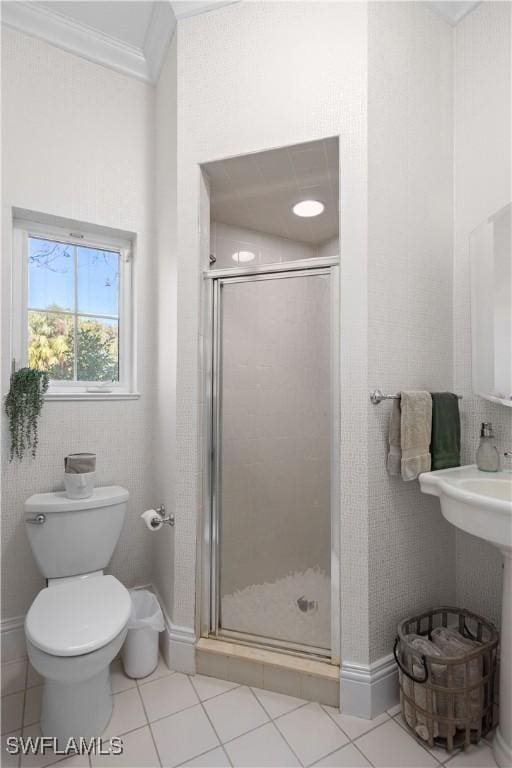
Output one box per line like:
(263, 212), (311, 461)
(13, 218), (136, 399)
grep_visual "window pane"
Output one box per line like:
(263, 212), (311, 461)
(77, 247), (119, 317)
(76, 316), (119, 382)
(28, 311), (74, 380)
(28, 238), (74, 312)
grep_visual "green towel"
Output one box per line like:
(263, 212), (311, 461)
(430, 392), (461, 470)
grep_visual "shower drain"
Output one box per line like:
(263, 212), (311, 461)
(296, 595), (319, 613)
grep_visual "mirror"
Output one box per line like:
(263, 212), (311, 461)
(470, 202), (512, 406)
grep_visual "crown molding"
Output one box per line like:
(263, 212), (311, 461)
(144, 2), (176, 83)
(1, 1), (176, 84)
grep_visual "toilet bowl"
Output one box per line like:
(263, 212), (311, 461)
(24, 485), (130, 744)
(25, 574), (131, 744)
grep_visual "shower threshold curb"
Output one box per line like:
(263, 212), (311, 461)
(196, 637), (339, 679)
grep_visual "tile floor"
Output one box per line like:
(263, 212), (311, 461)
(1, 655), (499, 768)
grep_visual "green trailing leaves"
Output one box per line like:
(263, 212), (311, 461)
(5, 367), (49, 461)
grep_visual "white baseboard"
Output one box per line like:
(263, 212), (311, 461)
(161, 622), (196, 674)
(151, 586), (196, 675)
(341, 653), (398, 719)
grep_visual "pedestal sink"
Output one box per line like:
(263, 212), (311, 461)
(420, 465), (512, 768)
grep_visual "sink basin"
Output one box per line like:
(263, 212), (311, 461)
(458, 478), (512, 502)
(419, 464), (512, 553)
(420, 464), (512, 768)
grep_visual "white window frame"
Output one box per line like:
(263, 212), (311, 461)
(12, 218), (138, 401)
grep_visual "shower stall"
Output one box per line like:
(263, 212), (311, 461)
(201, 138), (340, 663)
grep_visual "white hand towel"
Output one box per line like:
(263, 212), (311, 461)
(400, 391), (432, 481)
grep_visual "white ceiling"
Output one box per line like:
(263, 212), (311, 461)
(39, 1), (156, 48)
(204, 138), (339, 246)
(172, 1), (238, 19)
(426, 1), (481, 25)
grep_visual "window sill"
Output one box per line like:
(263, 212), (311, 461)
(44, 391), (140, 402)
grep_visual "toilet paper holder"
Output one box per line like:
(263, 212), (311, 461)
(151, 504), (175, 528)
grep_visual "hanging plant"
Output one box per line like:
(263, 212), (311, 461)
(5, 367), (49, 461)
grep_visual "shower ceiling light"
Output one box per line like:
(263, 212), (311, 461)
(292, 200), (325, 218)
(232, 250), (255, 263)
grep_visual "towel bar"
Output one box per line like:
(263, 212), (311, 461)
(370, 389), (463, 405)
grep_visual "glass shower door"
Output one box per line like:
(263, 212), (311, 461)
(213, 269), (332, 655)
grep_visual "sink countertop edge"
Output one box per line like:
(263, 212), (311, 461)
(419, 466), (512, 515)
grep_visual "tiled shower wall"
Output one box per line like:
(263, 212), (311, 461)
(210, 222), (316, 267)
(1, 29), (156, 623)
(209, 221), (338, 268)
(453, 1), (512, 628)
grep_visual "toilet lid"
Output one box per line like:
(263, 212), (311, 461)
(25, 575), (131, 657)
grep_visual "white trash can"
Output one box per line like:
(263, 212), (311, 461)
(122, 590), (165, 679)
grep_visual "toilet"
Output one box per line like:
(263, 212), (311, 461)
(24, 486), (131, 744)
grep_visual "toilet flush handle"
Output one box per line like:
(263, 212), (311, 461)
(26, 514), (46, 525)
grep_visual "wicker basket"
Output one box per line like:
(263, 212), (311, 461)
(394, 606), (498, 752)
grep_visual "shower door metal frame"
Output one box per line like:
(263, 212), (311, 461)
(202, 257), (340, 664)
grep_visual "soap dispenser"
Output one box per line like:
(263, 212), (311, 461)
(476, 422), (500, 472)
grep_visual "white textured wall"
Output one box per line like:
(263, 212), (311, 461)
(175, 1), (369, 663)
(153, 34), (178, 621)
(1, 29), (156, 621)
(367, 1), (456, 661)
(453, 1), (512, 628)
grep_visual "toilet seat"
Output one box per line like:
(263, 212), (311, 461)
(25, 575), (131, 657)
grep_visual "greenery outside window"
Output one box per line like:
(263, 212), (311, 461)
(12, 218), (136, 400)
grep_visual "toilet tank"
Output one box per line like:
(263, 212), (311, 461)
(24, 486), (129, 579)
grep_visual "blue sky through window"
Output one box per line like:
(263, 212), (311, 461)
(28, 238), (74, 311)
(78, 248), (119, 316)
(28, 238), (119, 317)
